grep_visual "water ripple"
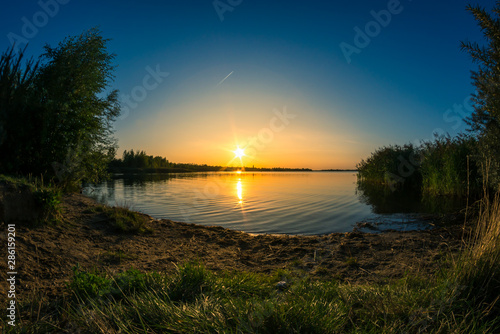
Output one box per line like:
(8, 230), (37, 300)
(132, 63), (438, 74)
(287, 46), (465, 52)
(84, 172), (380, 235)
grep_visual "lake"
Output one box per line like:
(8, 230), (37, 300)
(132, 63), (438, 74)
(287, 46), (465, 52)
(83, 171), (459, 235)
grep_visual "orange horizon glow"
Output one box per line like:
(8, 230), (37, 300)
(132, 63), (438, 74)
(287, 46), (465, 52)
(115, 90), (372, 170)
(115, 143), (361, 170)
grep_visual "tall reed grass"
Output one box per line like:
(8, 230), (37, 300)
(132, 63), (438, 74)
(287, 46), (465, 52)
(452, 192), (500, 318)
(357, 136), (480, 196)
(420, 136), (479, 196)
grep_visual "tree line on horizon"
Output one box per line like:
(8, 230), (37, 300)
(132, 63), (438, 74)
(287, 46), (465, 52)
(110, 149), (224, 171)
(111, 149), (313, 172)
(115, 149), (172, 169)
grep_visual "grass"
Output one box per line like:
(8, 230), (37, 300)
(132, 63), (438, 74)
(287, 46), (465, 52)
(419, 136), (479, 196)
(452, 193), (500, 316)
(92, 204), (153, 234)
(4, 253), (500, 333)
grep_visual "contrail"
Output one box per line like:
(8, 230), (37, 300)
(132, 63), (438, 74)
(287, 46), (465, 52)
(216, 71), (234, 86)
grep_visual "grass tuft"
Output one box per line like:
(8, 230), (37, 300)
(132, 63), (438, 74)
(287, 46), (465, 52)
(95, 205), (153, 234)
(168, 261), (212, 302)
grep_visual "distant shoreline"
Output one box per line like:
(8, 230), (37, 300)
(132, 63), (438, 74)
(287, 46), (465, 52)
(109, 167), (356, 174)
(316, 169), (357, 172)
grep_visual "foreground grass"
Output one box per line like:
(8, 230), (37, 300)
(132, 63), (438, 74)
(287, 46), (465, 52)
(3, 259), (499, 333)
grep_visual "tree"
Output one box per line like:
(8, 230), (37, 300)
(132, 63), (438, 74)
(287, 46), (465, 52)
(461, 3), (500, 186)
(0, 28), (120, 188)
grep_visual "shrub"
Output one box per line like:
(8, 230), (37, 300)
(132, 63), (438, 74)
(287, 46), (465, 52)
(357, 143), (421, 191)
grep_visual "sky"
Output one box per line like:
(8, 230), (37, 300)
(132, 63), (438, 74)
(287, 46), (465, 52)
(0, 0), (495, 169)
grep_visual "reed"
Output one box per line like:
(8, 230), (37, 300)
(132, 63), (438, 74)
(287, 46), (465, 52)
(451, 192), (500, 319)
(357, 136), (481, 196)
(419, 136), (479, 196)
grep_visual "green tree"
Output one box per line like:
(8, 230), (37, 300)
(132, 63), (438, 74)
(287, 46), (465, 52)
(461, 3), (500, 187)
(0, 28), (120, 188)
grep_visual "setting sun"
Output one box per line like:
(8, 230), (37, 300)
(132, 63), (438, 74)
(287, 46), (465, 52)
(233, 147), (245, 159)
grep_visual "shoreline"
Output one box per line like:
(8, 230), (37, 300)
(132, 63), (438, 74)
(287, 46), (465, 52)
(0, 192), (465, 299)
(108, 167), (318, 174)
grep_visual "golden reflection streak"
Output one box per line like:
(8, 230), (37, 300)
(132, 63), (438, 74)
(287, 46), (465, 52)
(236, 178), (243, 204)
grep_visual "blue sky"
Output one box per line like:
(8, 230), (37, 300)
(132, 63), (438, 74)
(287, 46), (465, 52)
(0, 0), (494, 168)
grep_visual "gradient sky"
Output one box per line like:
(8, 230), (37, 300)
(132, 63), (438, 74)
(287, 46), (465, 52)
(0, 0), (494, 169)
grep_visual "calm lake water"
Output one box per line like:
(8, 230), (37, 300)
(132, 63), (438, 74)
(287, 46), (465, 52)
(83, 171), (460, 235)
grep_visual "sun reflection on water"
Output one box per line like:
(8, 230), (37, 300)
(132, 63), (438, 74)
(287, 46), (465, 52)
(236, 178), (243, 204)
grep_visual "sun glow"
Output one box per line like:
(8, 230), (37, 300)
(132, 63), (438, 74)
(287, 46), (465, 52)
(233, 147), (245, 159)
